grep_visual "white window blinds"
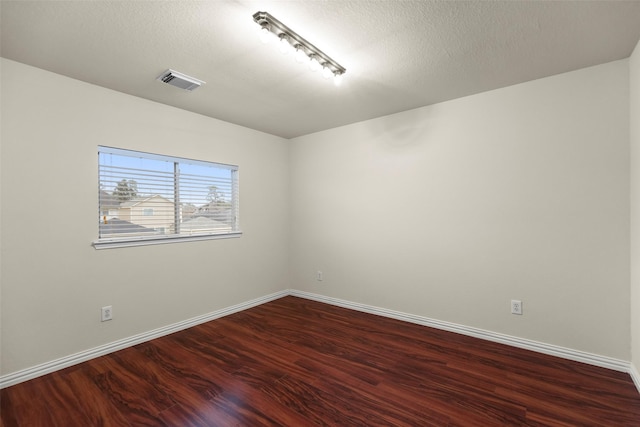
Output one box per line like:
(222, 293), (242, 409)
(95, 146), (240, 249)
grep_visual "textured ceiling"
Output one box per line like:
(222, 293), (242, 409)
(2, 1), (640, 139)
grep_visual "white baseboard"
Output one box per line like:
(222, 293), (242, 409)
(630, 363), (640, 394)
(0, 290), (288, 389)
(289, 290), (633, 375)
(2, 288), (638, 394)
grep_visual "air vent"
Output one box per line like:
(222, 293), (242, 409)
(157, 69), (205, 91)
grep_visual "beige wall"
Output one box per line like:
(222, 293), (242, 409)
(631, 39), (640, 375)
(290, 60), (631, 359)
(0, 58), (290, 375)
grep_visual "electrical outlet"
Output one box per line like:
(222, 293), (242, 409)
(101, 305), (113, 322)
(511, 300), (523, 315)
(316, 270), (323, 281)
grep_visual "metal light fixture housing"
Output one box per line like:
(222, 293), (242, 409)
(253, 11), (346, 79)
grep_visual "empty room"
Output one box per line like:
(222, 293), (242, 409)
(2, 0), (640, 425)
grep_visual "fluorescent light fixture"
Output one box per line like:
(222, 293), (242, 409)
(253, 11), (346, 84)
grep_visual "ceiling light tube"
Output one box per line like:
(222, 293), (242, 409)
(258, 23), (272, 44)
(309, 54), (322, 72)
(279, 34), (293, 54)
(294, 44), (307, 63)
(333, 70), (344, 86)
(253, 11), (346, 78)
(322, 64), (333, 79)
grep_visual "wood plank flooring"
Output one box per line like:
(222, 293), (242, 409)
(2, 296), (640, 426)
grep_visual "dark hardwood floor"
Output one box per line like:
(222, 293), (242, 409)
(2, 296), (640, 426)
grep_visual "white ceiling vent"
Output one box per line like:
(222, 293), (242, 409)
(157, 69), (205, 91)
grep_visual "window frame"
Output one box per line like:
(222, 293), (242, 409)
(93, 146), (241, 250)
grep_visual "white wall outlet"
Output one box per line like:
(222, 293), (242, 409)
(511, 300), (523, 315)
(316, 270), (323, 281)
(101, 305), (113, 322)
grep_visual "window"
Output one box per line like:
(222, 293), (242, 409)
(94, 146), (240, 249)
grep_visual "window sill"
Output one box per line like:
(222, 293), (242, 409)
(92, 232), (242, 250)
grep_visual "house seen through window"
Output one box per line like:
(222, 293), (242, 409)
(95, 146), (240, 248)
